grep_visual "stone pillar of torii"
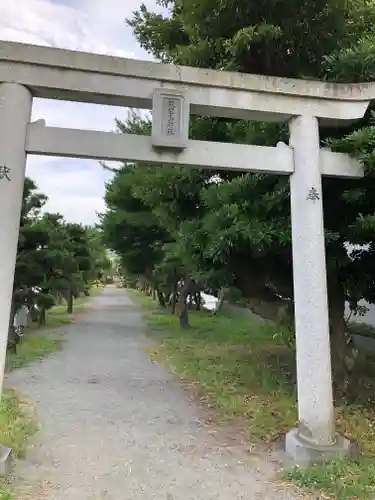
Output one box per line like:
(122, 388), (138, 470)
(0, 41), (372, 463)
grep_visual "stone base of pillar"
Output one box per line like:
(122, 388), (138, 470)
(285, 428), (358, 465)
(0, 445), (12, 477)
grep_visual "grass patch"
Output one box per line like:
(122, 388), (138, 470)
(0, 390), (37, 458)
(6, 296), (72, 371)
(0, 486), (13, 500)
(129, 289), (375, 499)
(126, 288), (159, 311)
(0, 390), (38, 500)
(50, 302), (86, 316)
(50, 286), (102, 316)
(29, 313), (71, 330)
(6, 335), (62, 372)
(285, 457), (375, 499)
(129, 289), (297, 440)
(7, 285), (101, 370)
(28, 285), (102, 328)
(348, 321), (375, 339)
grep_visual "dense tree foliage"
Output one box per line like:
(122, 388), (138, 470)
(101, 0), (375, 392)
(8, 178), (111, 349)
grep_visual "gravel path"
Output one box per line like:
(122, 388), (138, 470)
(7, 287), (305, 500)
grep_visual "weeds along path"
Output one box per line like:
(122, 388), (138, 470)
(7, 287), (306, 500)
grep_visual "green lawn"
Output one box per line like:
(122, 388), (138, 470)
(7, 286), (102, 370)
(0, 390), (37, 459)
(6, 335), (62, 372)
(128, 289), (375, 500)
(49, 285), (103, 316)
(128, 289), (298, 439)
(0, 487), (12, 500)
(0, 390), (39, 499)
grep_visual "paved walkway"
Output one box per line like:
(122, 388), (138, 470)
(7, 288), (304, 500)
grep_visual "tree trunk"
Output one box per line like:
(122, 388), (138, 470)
(176, 277), (193, 328)
(156, 289), (166, 308)
(7, 298), (18, 354)
(38, 307), (46, 326)
(328, 273), (350, 401)
(213, 288), (226, 315)
(67, 287), (74, 314)
(195, 293), (201, 311)
(138, 278), (146, 293)
(30, 305), (39, 322)
(152, 287), (157, 301)
(170, 270), (178, 315)
(232, 255), (293, 322)
(171, 280), (177, 315)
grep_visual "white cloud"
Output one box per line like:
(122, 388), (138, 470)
(0, 0), (159, 225)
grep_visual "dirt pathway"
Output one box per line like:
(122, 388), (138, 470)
(7, 287), (305, 499)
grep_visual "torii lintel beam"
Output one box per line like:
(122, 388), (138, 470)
(0, 41), (372, 125)
(25, 123), (363, 179)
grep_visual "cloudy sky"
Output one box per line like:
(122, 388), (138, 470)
(0, 0), (159, 225)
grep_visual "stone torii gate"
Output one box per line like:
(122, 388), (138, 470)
(0, 41), (371, 463)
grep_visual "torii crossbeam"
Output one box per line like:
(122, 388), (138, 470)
(0, 41), (371, 464)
